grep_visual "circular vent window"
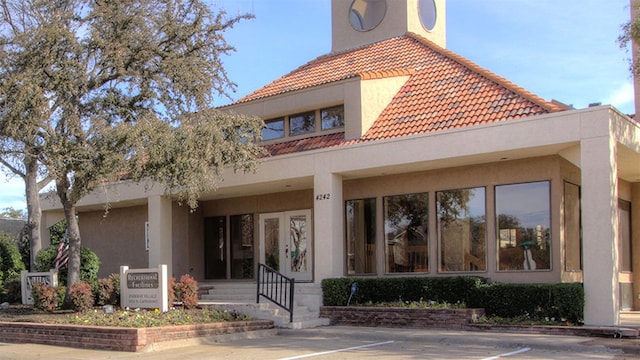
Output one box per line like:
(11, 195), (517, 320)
(349, 0), (387, 32)
(418, 0), (437, 31)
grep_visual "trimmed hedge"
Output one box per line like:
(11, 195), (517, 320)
(321, 277), (584, 323)
(472, 282), (584, 322)
(322, 276), (487, 307)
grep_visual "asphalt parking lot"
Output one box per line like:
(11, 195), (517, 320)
(1, 326), (639, 359)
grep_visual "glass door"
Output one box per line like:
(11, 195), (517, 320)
(259, 210), (313, 282)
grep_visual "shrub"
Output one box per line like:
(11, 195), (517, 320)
(57, 285), (67, 308)
(0, 233), (26, 303)
(322, 276), (487, 306)
(31, 282), (58, 312)
(69, 281), (94, 312)
(97, 273), (120, 307)
(321, 277), (583, 323)
(177, 274), (199, 309)
(474, 282), (584, 323)
(168, 276), (176, 306)
(34, 245), (101, 289)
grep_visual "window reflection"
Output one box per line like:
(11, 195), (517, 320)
(384, 193), (429, 273)
(262, 118), (284, 141)
(321, 105), (345, 130)
(346, 199), (377, 274)
(437, 187), (486, 272)
(496, 181), (551, 271)
(289, 111), (315, 136)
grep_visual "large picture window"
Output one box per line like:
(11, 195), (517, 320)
(437, 187), (486, 272)
(564, 182), (581, 271)
(384, 193), (429, 273)
(262, 117), (284, 141)
(346, 199), (377, 275)
(496, 181), (551, 271)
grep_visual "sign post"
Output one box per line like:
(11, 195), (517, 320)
(120, 264), (168, 312)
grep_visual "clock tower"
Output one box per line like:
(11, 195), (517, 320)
(331, 0), (446, 53)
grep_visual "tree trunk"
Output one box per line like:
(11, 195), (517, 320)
(56, 178), (81, 308)
(63, 199), (81, 287)
(24, 158), (41, 271)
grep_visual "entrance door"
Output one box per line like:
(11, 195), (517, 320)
(259, 210), (313, 281)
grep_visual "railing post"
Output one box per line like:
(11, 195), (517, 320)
(289, 278), (295, 323)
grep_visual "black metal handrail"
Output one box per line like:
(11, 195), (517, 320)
(256, 263), (295, 323)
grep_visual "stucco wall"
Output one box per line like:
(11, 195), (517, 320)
(78, 205), (148, 278)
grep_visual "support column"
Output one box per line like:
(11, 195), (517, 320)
(148, 195), (173, 276)
(581, 135), (619, 326)
(313, 170), (344, 281)
(632, 183), (640, 310)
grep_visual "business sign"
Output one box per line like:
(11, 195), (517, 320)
(120, 264), (168, 312)
(21, 270), (58, 305)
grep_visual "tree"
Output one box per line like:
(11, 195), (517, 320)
(0, 207), (26, 220)
(0, 0), (264, 302)
(619, 1), (640, 75)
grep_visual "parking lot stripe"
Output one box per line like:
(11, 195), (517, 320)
(482, 347), (531, 360)
(277, 340), (395, 360)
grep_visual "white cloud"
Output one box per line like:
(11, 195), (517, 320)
(604, 82), (635, 113)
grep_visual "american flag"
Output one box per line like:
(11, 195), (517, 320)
(54, 237), (69, 271)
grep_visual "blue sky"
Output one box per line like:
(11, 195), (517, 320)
(0, 0), (634, 211)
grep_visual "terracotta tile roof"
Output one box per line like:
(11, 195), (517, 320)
(237, 33), (567, 155)
(262, 132), (345, 157)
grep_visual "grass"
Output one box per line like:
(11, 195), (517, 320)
(0, 304), (251, 328)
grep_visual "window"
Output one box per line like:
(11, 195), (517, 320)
(384, 193), (429, 273)
(564, 182), (581, 271)
(437, 187), (486, 272)
(205, 214), (255, 280)
(262, 118), (284, 141)
(346, 198), (376, 274)
(230, 214), (254, 279)
(619, 199), (632, 272)
(349, 0), (387, 32)
(289, 111), (315, 136)
(496, 181), (551, 271)
(204, 216), (226, 279)
(321, 105), (345, 130)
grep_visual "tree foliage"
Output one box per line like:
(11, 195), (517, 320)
(619, 2), (640, 75)
(0, 0), (264, 292)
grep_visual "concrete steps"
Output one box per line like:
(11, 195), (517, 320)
(199, 282), (329, 329)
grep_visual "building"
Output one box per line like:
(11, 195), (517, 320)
(41, 0), (640, 326)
